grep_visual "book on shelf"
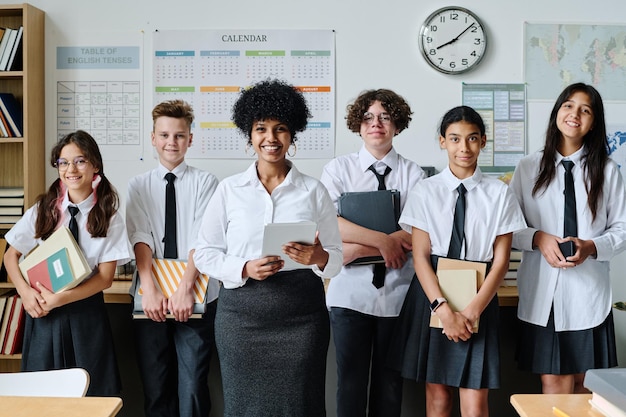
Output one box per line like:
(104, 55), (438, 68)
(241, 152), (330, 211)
(0, 206), (22, 216)
(0, 237), (8, 282)
(584, 368), (626, 415)
(0, 293), (16, 352)
(2, 295), (24, 355)
(0, 28), (13, 68)
(429, 258), (487, 332)
(5, 26), (22, 71)
(133, 258), (210, 319)
(0, 188), (24, 198)
(0, 197), (25, 206)
(19, 226), (93, 293)
(0, 93), (23, 137)
(0, 293), (9, 333)
(338, 189), (400, 265)
(0, 28), (17, 71)
(0, 215), (21, 224)
(0, 106), (10, 137)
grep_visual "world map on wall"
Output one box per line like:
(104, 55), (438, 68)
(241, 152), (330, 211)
(525, 24), (626, 100)
(608, 127), (626, 180)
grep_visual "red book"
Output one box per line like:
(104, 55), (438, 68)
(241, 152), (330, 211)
(3, 296), (24, 354)
(26, 256), (54, 292)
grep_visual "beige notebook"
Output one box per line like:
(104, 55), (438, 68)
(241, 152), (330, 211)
(18, 226), (92, 292)
(429, 258), (487, 332)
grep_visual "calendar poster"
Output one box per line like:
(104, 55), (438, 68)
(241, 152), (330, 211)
(55, 31), (144, 161)
(462, 83), (527, 177)
(153, 29), (335, 159)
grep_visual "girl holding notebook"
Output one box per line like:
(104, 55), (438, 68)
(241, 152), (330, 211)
(3, 130), (130, 396)
(389, 106), (526, 417)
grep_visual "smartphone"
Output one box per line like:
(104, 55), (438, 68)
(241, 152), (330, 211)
(559, 241), (575, 258)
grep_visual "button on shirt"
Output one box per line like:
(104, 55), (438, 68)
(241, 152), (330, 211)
(320, 147), (426, 317)
(126, 162), (220, 302)
(511, 147), (626, 331)
(6, 192), (131, 273)
(400, 166), (526, 264)
(193, 161), (343, 289)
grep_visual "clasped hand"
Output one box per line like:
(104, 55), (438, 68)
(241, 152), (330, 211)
(534, 231), (595, 268)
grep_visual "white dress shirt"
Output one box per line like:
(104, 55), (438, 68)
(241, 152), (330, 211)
(320, 146), (426, 317)
(510, 147), (626, 331)
(400, 166), (526, 261)
(126, 161), (220, 302)
(193, 161), (342, 289)
(6, 192), (131, 273)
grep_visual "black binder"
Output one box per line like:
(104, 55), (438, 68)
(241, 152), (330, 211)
(338, 190), (401, 265)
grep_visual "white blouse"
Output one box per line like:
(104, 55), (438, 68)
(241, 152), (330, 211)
(193, 161), (342, 289)
(511, 147), (626, 331)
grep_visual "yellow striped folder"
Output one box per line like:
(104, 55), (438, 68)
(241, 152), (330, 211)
(134, 259), (209, 318)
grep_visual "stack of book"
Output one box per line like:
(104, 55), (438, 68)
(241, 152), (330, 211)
(0, 187), (24, 225)
(0, 92), (23, 137)
(0, 290), (25, 355)
(503, 250), (522, 287)
(584, 368), (626, 417)
(19, 226), (92, 294)
(0, 26), (23, 71)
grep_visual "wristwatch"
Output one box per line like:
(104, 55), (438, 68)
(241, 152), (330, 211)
(430, 297), (448, 313)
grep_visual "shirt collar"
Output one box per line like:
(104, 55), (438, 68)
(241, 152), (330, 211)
(358, 146), (398, 173)
(555, 146), (585, 167)
(60, 190), (96, 215)
(158, 161), (188, 180)
(236, 160), (310, 191)
(441, 165), (483, 193)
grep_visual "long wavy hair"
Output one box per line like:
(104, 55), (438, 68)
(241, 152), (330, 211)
(532, 83), (608, 220)
(35, 130), (119, 240)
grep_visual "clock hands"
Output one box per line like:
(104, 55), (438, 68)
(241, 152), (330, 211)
(436, 23), (475, 50)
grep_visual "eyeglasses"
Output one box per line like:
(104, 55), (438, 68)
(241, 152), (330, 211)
(362, 112), (392, 125)
(55, 157), (90, 171)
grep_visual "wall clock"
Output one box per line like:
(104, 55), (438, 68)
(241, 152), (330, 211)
(419, 6), (488, 75)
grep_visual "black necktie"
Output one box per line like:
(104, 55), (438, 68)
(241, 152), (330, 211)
(368, 164), (392, 191)
(563, 160), (577, 238)
(164, 173), (178, 259)
(368, 163), (392, 288)
(447, 183), (467, 259)
(68, 206), (80, 245)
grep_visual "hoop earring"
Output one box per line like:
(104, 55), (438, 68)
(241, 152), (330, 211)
(245, 143), (256, 156)
(287, 143), (297, 157)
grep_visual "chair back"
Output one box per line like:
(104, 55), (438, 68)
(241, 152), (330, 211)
(0, 368), (90, 397)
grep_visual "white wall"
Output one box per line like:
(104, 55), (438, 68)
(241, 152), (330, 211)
(12, 0), (626, 362)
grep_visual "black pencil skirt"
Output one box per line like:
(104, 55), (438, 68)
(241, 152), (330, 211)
(215, 269), (330, 417)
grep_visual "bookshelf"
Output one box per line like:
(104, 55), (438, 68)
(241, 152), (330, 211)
(0, 3), (44, 369)
(0, 4), (45, 229)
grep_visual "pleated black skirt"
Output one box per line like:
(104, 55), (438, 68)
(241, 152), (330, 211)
(516, 308), (617, 374)
(215, 269), (329, 417)
(388, 256), (501, 389)
(21, 291), (121, 396)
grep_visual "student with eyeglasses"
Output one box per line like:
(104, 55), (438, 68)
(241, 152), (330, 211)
(3, 130), (131, 396)
(320, 89), (426, 417)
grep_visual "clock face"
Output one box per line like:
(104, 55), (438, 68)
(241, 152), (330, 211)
(419, 7), (487, 74)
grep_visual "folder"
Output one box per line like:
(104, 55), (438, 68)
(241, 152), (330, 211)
(429, 258), (487, 332)
(18, 227), (92, 293)
(133, 258), (210, 319)
(338, 190), (400, 265)
(261, 221), (317, 270)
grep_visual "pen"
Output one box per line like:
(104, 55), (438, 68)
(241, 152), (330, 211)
(552, 406), (571, 417)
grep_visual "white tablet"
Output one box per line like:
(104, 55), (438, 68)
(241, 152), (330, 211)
(261, 221), (317, 270)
